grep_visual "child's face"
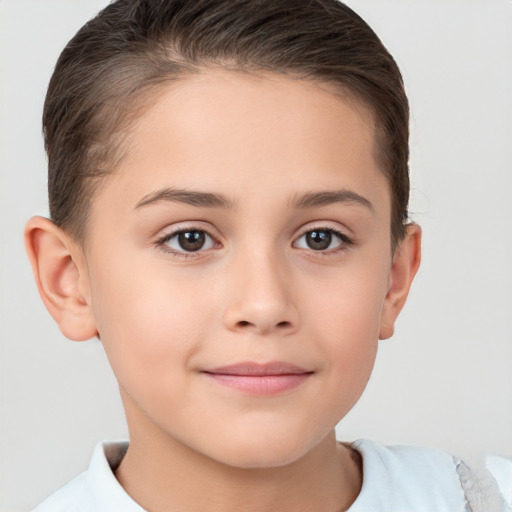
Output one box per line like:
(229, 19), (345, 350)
(77, 71), (404, 467)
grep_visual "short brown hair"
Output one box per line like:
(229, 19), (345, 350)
(44, 0), (410, 245)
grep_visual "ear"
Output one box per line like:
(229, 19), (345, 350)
(24, 216), (98, 341)
(379, 223), (422, 340)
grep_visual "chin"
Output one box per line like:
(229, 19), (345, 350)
(207, 432), (318, 470)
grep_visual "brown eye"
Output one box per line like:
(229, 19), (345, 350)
(178, 230), (206, 251)
(306, 230), (332, 250)
(161, 229), (215, 253)
(294, 228), (349, 252)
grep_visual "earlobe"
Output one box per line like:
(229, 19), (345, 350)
(379, 224), (422, 340)
(24, 216), (98, 341)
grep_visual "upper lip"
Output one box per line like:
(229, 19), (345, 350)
(203, 362), (312, 376)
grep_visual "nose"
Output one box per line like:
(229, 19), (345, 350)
(222, 248), (299, 336)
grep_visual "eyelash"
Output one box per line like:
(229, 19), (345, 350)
(154, 225), (353, 259)
(155, 226), (217, 259)
(293, 226), (354, 255)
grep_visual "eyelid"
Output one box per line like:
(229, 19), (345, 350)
(295, 221), (352, 239)
(154, 220), (220, 240)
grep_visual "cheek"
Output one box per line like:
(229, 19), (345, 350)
(306, 256), (390, 340)
(302, 255), (390, 394)
(87, 256), (215, 388)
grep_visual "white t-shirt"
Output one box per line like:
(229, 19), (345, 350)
(32, 439), (510, 512)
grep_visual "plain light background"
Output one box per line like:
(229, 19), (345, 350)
(1, 0), (511, 510)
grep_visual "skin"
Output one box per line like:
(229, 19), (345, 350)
(25, 70), (421, 511)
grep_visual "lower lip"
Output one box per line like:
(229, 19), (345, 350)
(203, 373), (311, 395)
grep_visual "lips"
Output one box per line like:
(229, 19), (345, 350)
(202, 362), (313, 395)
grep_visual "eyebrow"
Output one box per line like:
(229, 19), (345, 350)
(135, 188), (236, 209)
(134, 186), (373, 212)
(291, 190), (374, 212)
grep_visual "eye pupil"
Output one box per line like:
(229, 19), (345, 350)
(306, 230), (332, 250)
(178, 230), (205, 251)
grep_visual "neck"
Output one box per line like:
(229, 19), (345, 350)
(115, 398), (362, 512)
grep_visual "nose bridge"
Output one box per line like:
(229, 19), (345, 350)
(223, 237), (298, 335)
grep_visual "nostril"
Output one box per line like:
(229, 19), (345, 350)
(235, 320), (291, 330)
(231, 318), (294, 335)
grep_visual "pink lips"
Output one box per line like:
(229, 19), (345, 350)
(202, 362), (312, 395)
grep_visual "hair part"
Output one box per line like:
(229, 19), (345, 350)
(44, 0), (410, 246)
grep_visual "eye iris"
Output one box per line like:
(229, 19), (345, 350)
(178, 230), (205, 251)
(306, 230), (332, 250)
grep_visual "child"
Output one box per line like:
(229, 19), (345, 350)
(23, 0), (509, 510)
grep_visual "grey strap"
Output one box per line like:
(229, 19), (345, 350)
(455, 457), (510, 512)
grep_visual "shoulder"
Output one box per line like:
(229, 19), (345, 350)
(348, 439), (508, 512)
(487, 455), (512, 509)
(31, 441), (143, 512)
(31, 471), (89, 512)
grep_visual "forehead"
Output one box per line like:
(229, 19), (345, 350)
(129, 70), (377, 160)
(89, 70), (389, 226)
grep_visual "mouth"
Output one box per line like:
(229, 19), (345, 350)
(201, 362), (314, 395)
